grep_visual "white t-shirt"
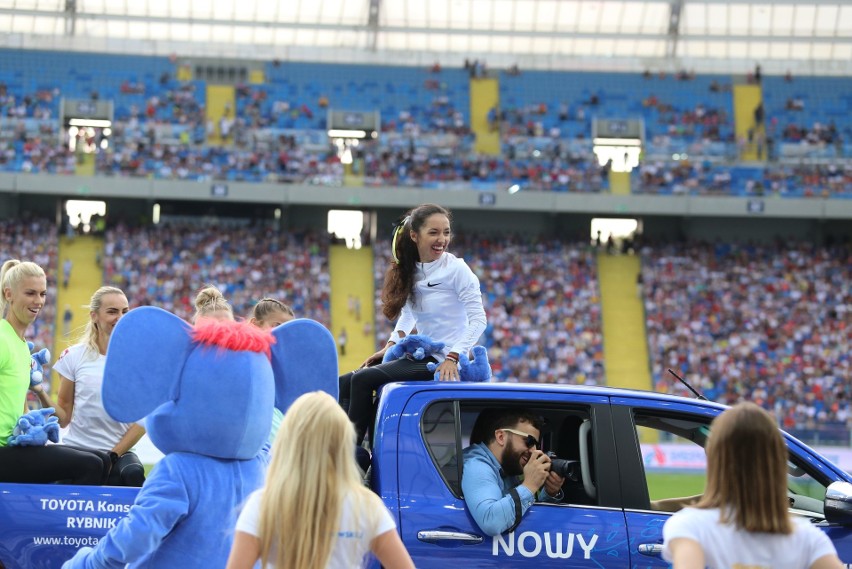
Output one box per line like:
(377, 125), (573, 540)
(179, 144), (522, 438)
(662, 507), (837, 569)
(235, 488), (397, 568)
(52, 344), (133, 451)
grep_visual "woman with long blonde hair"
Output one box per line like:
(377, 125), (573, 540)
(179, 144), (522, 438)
(53, 286), (146, 486)
(663, 402), (843, 569)
(226, 391), (414, 569)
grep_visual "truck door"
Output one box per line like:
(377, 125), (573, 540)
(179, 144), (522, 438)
(396, 389), (631, 568)
(609, 397), (852, 568)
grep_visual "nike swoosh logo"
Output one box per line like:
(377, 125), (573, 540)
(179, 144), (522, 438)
(427, 282), (441, 287)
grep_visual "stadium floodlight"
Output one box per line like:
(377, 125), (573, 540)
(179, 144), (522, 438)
(69, 118), (112, 128)
(592, 138), (642, 147)
(328, 129), (367, 138)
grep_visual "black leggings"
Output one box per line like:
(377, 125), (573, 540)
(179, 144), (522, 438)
(109, 451), (145, 487)
(81, 449), (146, 487)
(0, 445), (106, 485)
(339, 356), (436, 445)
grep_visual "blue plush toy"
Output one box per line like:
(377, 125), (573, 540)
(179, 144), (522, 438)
(381, 333), (492, 383)
(7, 407), (60, 446)
(26, 341), (50, 387)
(62, 307), (338, 569)
(427, 344), (492, 382)
(381, 334), (446, 363)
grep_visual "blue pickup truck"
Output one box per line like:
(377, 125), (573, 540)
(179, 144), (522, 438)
(3, 382), (852, 568)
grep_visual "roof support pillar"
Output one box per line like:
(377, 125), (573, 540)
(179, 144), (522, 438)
(367, 0), (380, 51)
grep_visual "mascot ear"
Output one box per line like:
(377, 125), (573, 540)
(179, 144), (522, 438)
(270, 318), (338, 414)
(103, 306), (194, 422)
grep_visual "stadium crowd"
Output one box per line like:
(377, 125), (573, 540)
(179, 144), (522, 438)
(635, 159), (852, 198)
(642, 240), (852, 437)
(461, 236), (605, 385)
(102, 222), (331, 324)
(1, 64), (849, 195)
(4, 217), (852, 437)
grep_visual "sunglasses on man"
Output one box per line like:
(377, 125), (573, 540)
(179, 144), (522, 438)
(500, 427), (539, 450)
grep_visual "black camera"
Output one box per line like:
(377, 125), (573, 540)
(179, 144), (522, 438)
(546, 452), (580, 482)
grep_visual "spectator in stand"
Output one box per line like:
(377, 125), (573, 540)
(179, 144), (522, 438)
(54, 286), (146, 486)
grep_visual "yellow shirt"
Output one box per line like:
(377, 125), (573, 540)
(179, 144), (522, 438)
(0, 319), (31, 446)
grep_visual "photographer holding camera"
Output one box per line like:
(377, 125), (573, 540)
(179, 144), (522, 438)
(461, 409), (565, 536)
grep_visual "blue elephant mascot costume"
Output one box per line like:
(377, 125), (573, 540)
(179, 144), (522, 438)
(63, 307), (338, 568)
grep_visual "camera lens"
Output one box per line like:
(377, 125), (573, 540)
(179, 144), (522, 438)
(546, 452), (580, 481)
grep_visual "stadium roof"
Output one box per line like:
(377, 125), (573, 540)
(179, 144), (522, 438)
(1, 0), (850, 74)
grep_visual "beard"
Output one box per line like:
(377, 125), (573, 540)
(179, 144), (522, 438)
(500, 438), (528, 477)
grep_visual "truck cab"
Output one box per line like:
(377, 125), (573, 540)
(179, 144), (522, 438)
(373, 382), (852, 568)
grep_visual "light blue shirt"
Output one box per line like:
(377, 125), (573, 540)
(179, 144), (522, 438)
(267, 407), (283, 446)
(461, 442), (562, 536)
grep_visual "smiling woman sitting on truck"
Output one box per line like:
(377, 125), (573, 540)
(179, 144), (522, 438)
(338, 203), (487, 447)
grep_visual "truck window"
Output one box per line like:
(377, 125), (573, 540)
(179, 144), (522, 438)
(421, 401), (596, 504)
(633, 411), (830, 519)
(421, 401), (462, 496)
(786, 457), (828, 518)
(634, 415), (708, 509)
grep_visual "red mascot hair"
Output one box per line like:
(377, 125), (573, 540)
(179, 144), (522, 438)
(192, 318), (275, 358)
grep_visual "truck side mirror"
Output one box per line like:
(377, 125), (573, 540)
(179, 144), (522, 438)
(824, 481), (852, 525)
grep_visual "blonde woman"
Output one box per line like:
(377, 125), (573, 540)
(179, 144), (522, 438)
(663, 402), (843, 569)
(192, 285), (234, 323)
(53, 286), (146, 486)
(0, 260), (104, 484)
(226, 392), (415, 569)
(247, 297), (295, 446)
(247, 298), (294, 330)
